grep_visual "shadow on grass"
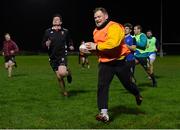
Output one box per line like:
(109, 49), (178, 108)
(120, 84), (148, 94)
(109, 105), (146, 122)
(68, 89), (93, 97)
(137, 82), (152, 88)
(121, 87), (147, 94)
(13, 73), (28, 77)
(155, 75), (163, 79)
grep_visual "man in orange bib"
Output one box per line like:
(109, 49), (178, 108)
(86, 7), (142, 122)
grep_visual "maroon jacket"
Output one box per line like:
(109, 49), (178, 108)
(2, 40), (19, 56)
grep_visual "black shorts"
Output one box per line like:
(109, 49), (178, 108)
(80, 53), (89, 59)
(126, 60), (135, 68)
(4, 56), (16, 63)
(49, 57), (67, 71)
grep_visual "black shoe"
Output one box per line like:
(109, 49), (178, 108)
(152, 79), (157, 87)
(66, 69), (72, 83)
(150, 74), (157, 87)
(136, 95), (143, 105)
(14, 62), (17, 68)
(14, 64), (17, 68)
(67, 74), (72, 83)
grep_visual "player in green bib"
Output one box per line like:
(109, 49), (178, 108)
(146, 30), (158, 81)
(134, 25), (157, 87)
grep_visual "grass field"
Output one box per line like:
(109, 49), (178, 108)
(0, 55), (180, 129)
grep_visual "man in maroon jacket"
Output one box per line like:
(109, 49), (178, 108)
(2, 33), (19, 77)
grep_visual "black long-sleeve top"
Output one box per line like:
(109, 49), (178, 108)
(42, 27), (73, 60)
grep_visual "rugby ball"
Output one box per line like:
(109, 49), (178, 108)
(79, 43), (91, 54)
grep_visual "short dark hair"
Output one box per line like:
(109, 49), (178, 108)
(147, 30), (152, 33)
(134, 25), (142, 31)
(93, 7), (108, 15)
(124, 23), (133, 30)
(52, 13), (62, 21)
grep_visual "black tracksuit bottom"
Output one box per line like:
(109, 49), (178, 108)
(97, 59), (140, 110)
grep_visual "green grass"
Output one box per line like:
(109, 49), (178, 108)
(0, 55), (180, 129)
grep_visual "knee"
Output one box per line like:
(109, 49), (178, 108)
(58, 66), (68, 77)
(8, 61), (14, 67)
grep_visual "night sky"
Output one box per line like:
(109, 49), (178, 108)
(0, 0), (179, 52)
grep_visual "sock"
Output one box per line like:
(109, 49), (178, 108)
(150, 73), (156, 82)
(101, 109), (108, 115)
(82, 63), (85, 67)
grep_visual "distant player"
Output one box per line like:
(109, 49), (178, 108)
(146, 30), (158, 80)
(79, 40), (90, 69)
(124, 23), (136, 83)
(2, 33), (19, 78)
(134, 25), (157, 87)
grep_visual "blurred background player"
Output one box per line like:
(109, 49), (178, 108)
(2, 33), (19, 78)
(79, 40), (90, 69)
(124, 23), (136, 83)
(146, 30), (159, 80)
(42, 14), (74, 96)
(133, 25), (157, 87)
